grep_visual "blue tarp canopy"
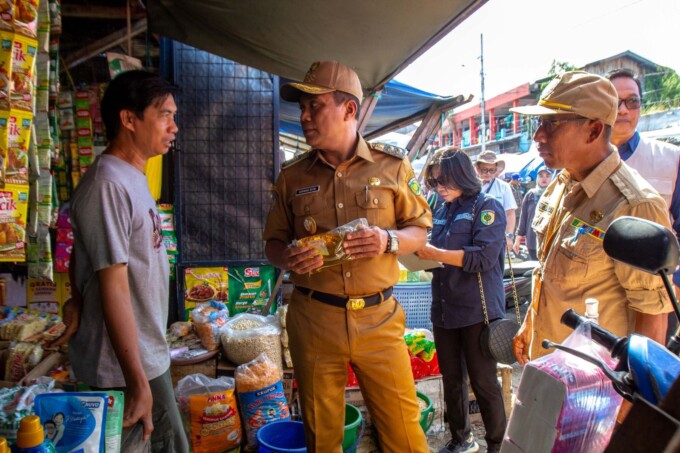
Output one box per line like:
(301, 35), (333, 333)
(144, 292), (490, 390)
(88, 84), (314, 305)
(280, 79), (457, 139)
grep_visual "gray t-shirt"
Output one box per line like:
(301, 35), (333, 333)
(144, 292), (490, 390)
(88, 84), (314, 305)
(69, 154), (170, 387)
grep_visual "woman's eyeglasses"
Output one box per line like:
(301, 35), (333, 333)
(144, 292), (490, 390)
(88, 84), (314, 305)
(426, 176), (447, 188)
(618, 96), (641, 110)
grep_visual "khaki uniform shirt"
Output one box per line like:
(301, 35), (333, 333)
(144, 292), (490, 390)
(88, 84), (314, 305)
(263, 135), (432, 296)
(530, 149), (673, 359)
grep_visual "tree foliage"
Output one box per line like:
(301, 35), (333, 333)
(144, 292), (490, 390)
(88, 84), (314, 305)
(643, 67), (680, 113)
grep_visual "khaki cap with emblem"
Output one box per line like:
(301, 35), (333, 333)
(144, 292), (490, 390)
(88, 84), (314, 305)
(280, 60), (363, 104)
(510, 70), (618, 126)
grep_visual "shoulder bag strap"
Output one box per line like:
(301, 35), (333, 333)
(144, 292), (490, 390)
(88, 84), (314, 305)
(470, 193), (492, 326)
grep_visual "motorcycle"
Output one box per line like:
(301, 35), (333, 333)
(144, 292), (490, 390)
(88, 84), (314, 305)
(502, 216), (680, 452)
(503, 260), (537, 309)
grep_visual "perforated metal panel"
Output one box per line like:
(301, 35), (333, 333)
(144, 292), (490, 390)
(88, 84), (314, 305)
(172, 43), (278, 263)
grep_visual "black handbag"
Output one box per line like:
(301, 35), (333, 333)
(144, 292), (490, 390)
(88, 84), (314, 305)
(477, 245), (521, 365)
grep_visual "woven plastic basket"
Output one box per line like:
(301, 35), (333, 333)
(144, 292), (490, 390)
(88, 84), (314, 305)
(393, 283), (432, 330)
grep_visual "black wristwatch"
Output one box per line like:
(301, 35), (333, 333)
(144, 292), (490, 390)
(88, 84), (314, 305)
(385, 229), (400, 254)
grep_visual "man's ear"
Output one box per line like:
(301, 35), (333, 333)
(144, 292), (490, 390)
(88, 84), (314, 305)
(586, 120), (605, 143)
(119, 109), (136, 132)
(344, 100), (357, 120)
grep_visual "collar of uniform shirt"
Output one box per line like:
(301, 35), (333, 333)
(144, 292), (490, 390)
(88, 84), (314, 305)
(576, 148), (621, 198)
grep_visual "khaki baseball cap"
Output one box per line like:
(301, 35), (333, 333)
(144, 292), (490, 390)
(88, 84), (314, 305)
(280, 61), (363, 103)
(510, 71), (618, 126)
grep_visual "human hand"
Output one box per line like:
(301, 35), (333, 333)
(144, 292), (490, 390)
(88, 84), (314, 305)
(415, 244), (440, 261)
(506, 236), (514, 252)
(513, 238), (521, 255)
(343, 226), (385, 259)
(48, 297), (82, 347)
(123, 380), (154, 441)
(513, 320), (532, 365)
(283, 244), (323, 275)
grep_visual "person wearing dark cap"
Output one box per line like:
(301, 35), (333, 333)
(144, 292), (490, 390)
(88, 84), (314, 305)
(509, 71), (673, 370)
(513, 167), (553, 260)
(263, 61), (431, 452)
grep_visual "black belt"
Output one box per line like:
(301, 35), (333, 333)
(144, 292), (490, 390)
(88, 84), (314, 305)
(296, 286), (393, 310)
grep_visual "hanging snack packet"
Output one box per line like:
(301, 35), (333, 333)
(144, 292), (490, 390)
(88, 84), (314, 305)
(0, 183), (28, 262)
(7, 108), (32, 184)
(34, 392), (108, 453)
(10, 33), (37, 112)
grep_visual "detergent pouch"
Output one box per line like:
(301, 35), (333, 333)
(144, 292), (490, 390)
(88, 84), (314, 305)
(504, 322), (622, 453)
(103, 391), (123, 453)
(293, 218), (369, 271)
(34, 392), (107, 453)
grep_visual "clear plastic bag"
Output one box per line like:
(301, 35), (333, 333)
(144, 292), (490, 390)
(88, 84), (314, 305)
(235, 354), (290, 450)
(191, 301), (229, 351)
(174, 374), (242, 453)
(293, 218), (369, 270)
(220, 313), (282, 368)
(506, 321), (622, 453)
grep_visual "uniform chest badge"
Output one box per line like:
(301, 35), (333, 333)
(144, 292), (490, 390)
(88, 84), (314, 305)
(589, 209), (604, 224)
(480, 210), (495, 225)
(303, 216), (317, 234)
(369, 177), (381, 186)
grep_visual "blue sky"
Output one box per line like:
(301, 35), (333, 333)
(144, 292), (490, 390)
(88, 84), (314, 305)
(396, 0), (680, 101)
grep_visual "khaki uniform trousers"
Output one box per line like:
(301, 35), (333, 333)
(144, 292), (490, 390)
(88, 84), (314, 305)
(287, 289), (429, 453)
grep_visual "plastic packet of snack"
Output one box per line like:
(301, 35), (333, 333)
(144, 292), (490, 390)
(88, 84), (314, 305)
(292, 218), (369, 270)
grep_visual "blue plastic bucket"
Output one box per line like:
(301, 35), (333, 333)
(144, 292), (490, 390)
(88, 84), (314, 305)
(257, 420), (307, 453)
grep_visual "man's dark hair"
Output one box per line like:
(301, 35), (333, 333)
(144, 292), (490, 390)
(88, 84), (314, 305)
(605, 68), (642, 98)
(44, 421), (56, 428)
(423, 146), (482, 196)
(101, 70), (177, 142)
(332, 91), (361, 119)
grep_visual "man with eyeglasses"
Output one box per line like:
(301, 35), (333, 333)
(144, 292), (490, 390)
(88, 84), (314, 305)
(509, 72), (673, 383)
(474, 150), (518, 251)
(606, 68), (680, 343)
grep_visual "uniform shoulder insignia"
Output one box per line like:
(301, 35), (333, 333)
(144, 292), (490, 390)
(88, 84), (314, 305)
(282, 152), (312, 170)
(371, 142), (407, 159)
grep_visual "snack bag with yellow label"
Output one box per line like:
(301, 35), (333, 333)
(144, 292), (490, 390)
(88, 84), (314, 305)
(7, 108), (32, 184)
(0, 30), (13, 107)
(10, 32), (37, 111)
(0, 182), (28, 262)
(183, 266), (229, 320)
(175, 374), (242, 453)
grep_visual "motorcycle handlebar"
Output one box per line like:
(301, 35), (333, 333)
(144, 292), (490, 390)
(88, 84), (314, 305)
(560, 309), (628, 359)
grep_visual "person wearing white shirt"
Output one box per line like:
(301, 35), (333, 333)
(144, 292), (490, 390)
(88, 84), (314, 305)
(475, 150), (518, 250)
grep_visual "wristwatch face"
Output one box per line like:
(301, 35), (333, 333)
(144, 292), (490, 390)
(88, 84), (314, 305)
(388, 230), (399, 253)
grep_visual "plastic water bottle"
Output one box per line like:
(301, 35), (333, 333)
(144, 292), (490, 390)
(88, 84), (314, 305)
(14, 415), (56, 453)
(585, 298), (599, 324)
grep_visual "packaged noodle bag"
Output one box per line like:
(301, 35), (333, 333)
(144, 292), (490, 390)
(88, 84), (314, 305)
(175, 374), (241, 453)
(293, 217), (369, 271)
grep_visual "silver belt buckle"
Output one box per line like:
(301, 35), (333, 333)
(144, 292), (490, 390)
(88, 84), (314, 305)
(346, 298), (366, 310)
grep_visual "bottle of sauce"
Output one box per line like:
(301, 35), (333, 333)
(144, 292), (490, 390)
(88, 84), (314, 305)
(14, 415), (56, 453)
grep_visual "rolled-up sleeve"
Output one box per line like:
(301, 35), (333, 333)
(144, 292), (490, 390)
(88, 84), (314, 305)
(462, 198), (506, 273)
(614, 200), (674, 314)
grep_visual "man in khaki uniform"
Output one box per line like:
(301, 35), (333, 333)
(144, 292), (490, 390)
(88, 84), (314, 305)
(263, 61), (431, 453)
(509, 71), (673, 365)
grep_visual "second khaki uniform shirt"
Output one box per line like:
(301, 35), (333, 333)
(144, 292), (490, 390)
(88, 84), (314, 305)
(530, 149), (673, 359)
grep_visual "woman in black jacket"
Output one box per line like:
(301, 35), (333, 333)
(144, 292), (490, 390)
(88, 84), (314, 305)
(416, 147), (507, 453)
